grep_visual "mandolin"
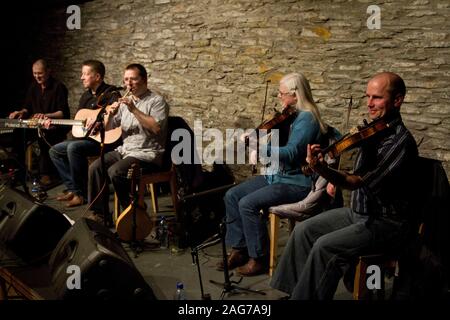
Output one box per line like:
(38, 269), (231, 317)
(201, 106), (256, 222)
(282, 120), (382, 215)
(115, 163), (152, 242)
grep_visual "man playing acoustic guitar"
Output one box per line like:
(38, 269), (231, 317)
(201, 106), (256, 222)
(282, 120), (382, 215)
(49, 60), (121, 207)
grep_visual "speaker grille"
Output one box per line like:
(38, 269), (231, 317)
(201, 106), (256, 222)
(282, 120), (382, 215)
(49, 218), (156, 300)
(0, 187), (71, 264)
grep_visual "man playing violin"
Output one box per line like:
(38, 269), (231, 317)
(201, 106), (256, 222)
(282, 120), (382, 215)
(271, 72), (419, 299)
(220, 73), (331, 276)
(49, 60), (121, 207)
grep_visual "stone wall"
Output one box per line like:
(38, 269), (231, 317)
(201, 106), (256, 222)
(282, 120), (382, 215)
(36, 0), (449, 180)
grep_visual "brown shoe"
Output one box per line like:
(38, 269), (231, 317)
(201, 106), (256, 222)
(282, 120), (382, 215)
(236, 257), (268, 277)
(216, 249), (249, 271)
(56, 191), (75, 201)
(65, 194), (84, 207)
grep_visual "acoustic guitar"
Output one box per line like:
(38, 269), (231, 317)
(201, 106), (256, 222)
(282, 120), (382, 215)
(72, 108), (122, 144)
(115, 163), (152, 242)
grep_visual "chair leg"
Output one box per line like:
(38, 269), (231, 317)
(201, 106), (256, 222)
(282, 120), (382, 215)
(148, 183), (159, 216)
(353, 255), (392, 300)
(353, 257), (365, 300)
(114, 192), (120, 223)
(26, 144), (33, 172)
(169, 172), (179, 218)
(269, 213), (280, 277)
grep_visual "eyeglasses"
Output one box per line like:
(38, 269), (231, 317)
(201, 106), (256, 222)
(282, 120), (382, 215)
(278, 90), (293, 97)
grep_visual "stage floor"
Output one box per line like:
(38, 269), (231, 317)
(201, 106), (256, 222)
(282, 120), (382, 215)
(17, 182), (356, 300)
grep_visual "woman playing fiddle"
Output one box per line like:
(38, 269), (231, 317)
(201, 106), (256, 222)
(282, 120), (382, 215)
(219, 73), (330, 276)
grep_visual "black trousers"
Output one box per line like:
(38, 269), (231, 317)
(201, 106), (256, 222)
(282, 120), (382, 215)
(88, 150), (160, 218)
(13, 128), (66, 176)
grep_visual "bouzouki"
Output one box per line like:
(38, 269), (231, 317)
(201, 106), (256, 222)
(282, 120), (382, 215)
(115, 163), (152, 242)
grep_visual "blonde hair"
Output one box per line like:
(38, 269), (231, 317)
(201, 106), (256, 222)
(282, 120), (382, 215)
(280, 73), (327, 134)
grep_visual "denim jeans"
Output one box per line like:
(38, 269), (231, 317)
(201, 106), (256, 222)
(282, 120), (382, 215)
(224, 175), (310, 258)
(49, 139), (101, 197)
(270, 207), (409, 300)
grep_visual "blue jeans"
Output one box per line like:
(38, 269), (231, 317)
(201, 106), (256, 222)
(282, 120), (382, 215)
(270, 207), (410, 300)
(49, 139), (101, 197)
(224, 175), (310, 258)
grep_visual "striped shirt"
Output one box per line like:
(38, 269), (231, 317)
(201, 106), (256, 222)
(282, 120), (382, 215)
(350, 114), (418, 220)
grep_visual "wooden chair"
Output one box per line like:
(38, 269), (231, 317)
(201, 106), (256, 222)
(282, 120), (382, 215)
(351, 254), (398, 300)
(113, 164), (179, 222)
(268, 179), (343, 276)
(351, 223), (425, 300)
(268, 213), (309, 276)
(114, 116), (187, 223)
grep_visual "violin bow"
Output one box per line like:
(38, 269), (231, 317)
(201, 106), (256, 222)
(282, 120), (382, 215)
(337, 95), (352, 171)
(261, 79), (270, 123)
(345, 95), (352, 133)
(250, 79), (271, 175)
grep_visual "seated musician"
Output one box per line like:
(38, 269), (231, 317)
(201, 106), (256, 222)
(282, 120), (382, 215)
(8, 58), (70, 187)
(270, 72), (419, 299)
(219, 73), (330, 276)
(49, 59), (121, 207)
(87, 63), (169, 226)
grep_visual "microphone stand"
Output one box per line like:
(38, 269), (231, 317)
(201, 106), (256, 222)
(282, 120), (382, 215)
(209, 221), (266, 299)
(89, 104), (111, 228)
(190, 235), (220, 300)
(88, 88), (124, 228)
(99, 114), (111, 228)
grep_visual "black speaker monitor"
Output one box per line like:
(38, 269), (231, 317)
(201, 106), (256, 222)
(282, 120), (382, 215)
(49, 218), (156, 300)
(0, 187), (71, 263)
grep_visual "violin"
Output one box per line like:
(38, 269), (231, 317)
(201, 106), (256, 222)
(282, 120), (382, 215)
(322, 116), (396, 158)
(255, 105), (297, 131)
(247, 105), (297, 174)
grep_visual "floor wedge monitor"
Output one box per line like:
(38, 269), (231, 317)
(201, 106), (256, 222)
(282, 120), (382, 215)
(48, 217), (156, 300)
(0, 187), (71, 264)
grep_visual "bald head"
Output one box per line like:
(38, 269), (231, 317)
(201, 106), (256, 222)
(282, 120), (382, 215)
(370, 72), (406, 100)
(33, 59), (49, 71)
(366, 72), (406, 120)
(32, 59), (51, 86)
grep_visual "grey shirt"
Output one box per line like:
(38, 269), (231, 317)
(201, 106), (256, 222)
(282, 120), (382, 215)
(112, 89), (169, 166)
